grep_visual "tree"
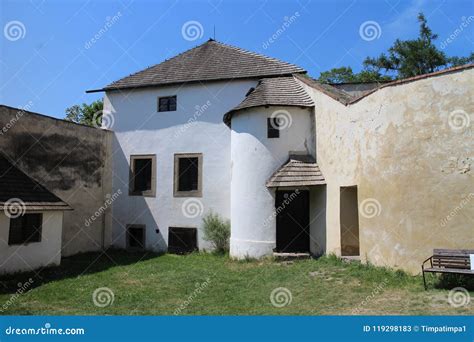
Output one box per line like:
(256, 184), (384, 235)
(318, 66), (392, 84)
(319, 13), (473, 83)
(65, 99), (103, 127)
(364, 13), (470, 78)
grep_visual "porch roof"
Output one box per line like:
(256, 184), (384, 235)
(266, 155), (326, 188)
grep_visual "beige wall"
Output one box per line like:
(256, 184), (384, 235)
(301, 68), (474, 274)
(0, 106), (113, 257)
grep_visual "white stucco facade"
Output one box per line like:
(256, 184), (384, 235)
(229, 106), (317, 258)
(0, 211), (64, 274)
(104, 80), (258, 252)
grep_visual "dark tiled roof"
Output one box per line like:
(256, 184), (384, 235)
(296, 63), (474, 106)
(88, 39), (306, 92)
(293, 74), (354, 105)
(0, 155), (71, 211)
(223, 76), (314, 124)
(266, 155), (326, 188)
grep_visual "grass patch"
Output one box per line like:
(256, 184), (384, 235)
(0, 250), (472, 315)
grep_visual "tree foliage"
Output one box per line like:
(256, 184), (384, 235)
(319, 13), (473, 83)
(65, 99), (103, 127)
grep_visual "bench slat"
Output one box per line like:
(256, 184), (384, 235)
(423, 268), (474, 275)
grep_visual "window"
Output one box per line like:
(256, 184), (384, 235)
(129, 155), (156, 196)
(267, 117), (280, 138)
(126, 225), (145, 250)
(174, 153), (202, 197)
(158, 96), (177, 112)
(168, 227), (197, 254)
(8, 213), (43, 245)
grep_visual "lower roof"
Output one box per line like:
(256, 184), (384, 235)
(0, 154), (71, 212)
(266, 155), (326, 188)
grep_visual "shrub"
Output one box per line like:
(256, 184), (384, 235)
(202, 212), (230, 253)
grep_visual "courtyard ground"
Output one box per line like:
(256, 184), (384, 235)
(0, 250), (472, 315)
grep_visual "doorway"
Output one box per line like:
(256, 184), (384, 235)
(340, 186), (360, 256)
(275, 190), (310, 253)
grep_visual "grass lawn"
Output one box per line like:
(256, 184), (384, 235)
(0, 250), (472, 315)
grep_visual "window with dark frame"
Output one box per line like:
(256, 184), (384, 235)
(267, 117), (280, 138)
(158, 96), (177, 112)
(168, 227), (198, 254)
(8, 213), (43, 245)
(127, 225), (145, 250)
(174, 153), (202, 197)
(129, 155), (156, 196)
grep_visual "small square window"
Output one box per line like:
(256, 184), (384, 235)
(158, 96), (177, 112)
(174, 153), (202, 197)
(129, 155), (156, 196)
(126, 225), (146, 250)
(8, 213), (43, 245)
(168, 227), (197, 254)
(267, 117), (280, 138)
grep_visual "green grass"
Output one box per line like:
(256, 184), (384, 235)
(0, 250), (472, 315)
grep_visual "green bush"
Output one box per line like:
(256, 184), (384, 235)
(202, 212), (230, 253)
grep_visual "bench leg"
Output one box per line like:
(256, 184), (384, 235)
(422, 270), (427, 290)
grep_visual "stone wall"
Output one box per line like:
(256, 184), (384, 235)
(0, 105), (112, 256)
(303, 67), (474, 274)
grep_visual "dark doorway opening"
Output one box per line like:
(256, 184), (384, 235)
(127, 225), (145, 250)
(275, 190), (310, 253)
(340, 186), (360, 256)
(168, 227), (198, 254)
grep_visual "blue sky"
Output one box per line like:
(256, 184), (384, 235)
(1, 0), (473, 118)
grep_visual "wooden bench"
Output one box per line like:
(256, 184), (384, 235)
(421, 249), (474, 289)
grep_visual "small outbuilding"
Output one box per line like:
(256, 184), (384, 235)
(0, 154), (71, 274)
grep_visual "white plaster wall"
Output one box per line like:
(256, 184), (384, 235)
(104, 80), (257, 252)
(0, 211), (63, 274)
(230, 106), (314, 258)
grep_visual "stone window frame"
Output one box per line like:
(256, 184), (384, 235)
(173, 153), (203, 198)
(129, 154), (156, 197)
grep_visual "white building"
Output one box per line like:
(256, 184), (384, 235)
(88, 39), (473, 273)
(0, 154), (71, 274)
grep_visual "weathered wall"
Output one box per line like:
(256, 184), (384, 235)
(302, 68), (474, 274)
(0, 211), (63, 274)
(0, 106), (112, 256)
